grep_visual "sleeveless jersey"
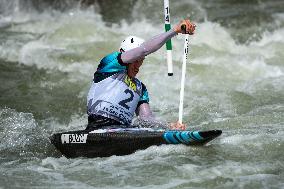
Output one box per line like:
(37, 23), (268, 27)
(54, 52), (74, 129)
(87, 71), (143, 125)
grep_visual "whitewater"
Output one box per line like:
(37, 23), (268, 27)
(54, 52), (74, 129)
(0, 0), (283, 188)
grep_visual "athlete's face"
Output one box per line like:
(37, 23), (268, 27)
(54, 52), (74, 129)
(127, 58), (144, 78)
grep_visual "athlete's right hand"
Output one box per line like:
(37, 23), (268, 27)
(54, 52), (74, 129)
(174, 19), (196, 35)
(169, 121), (186, 130)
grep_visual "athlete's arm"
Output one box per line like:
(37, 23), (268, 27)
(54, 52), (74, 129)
(136, 103), (186, 130)
(136, 103), (154, 119)
(121, 29), (177, 63)
(121, 19), (195, 64)
(135, 103), (169, 129)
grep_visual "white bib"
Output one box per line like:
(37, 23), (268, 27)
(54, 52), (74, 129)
(87, 72), (142, 125)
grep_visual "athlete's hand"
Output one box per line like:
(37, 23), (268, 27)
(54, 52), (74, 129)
(169, 121), (186, 130)
(174, 19), (196, 35)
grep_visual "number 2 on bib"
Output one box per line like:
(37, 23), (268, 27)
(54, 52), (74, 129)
(118, 89), (134, 110)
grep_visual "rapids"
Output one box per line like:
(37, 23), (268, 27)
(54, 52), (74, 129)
(0, 0), (283, 188)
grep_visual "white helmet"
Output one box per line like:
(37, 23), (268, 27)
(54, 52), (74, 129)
(120, 36), (145, 52)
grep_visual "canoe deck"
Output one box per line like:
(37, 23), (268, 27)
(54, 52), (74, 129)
(50, 128), (222, 158)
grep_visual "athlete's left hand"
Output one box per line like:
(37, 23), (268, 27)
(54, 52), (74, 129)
(169, 121), (186, 130)
(174, 19), (196, 35)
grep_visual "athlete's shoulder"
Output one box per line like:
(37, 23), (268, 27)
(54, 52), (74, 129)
(138, 81), (149, 104)
(137, 81), (147, 91)
(141, 82), (147, 90)
(101, 51), (121, 63)
(97, 51), (125, 73)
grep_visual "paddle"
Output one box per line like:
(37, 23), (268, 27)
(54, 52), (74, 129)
(163, 0), (173, 76)
(178, 25), (190, 124)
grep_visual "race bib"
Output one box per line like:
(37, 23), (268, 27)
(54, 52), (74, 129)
(87, 72), (142, 124)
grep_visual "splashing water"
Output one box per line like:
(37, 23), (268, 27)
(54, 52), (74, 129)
(0, 0), (284, 188)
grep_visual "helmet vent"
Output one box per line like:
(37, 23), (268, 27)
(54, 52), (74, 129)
(120, 36), (145, 52)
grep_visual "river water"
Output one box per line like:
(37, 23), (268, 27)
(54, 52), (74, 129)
(0, 0), (283, 188)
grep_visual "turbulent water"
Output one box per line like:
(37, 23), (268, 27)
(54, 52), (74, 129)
(0, 0), (284, 188)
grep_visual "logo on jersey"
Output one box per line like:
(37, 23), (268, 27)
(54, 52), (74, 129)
(124, 76), (137, 92)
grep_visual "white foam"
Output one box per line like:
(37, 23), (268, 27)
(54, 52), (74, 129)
(252, 28), (284, 46)
(220, 134), (251, 145)
(0, 16), (12, 28)
(1, 8), (281, 86)
(192, 21), (237, 51)
(19, 41), (53, 66)
(0, 108), (37, 150)
(47, 114), (87, 133)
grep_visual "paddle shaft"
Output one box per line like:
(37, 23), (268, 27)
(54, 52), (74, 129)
(178, 33), (189, 124)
